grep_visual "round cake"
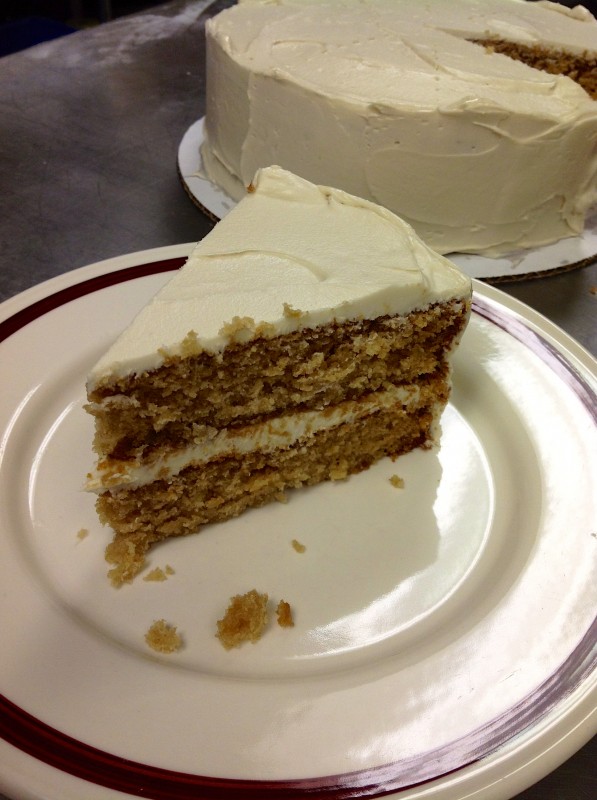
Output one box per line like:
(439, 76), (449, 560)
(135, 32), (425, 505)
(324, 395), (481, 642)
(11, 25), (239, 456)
(201, 0), (597, 256)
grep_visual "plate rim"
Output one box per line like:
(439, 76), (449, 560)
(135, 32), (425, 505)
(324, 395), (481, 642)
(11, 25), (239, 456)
(0, 245), (595, 800)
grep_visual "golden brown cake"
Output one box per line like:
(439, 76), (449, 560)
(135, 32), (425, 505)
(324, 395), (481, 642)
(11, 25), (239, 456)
(85, 167), (472, 585)
(144, 620), (183, 654)
(216, 590), (270, 649)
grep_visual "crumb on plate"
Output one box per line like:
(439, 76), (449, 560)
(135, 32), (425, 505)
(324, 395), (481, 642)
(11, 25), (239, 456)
(276, 600), (294, 628)
(143, 565), (175, 582)
(389, 474), (405, 489)
(216, 589), (269, 650)
(145, 619), (182, 653)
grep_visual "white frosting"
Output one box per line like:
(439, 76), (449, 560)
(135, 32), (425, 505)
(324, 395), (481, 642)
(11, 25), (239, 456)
(535, 2), (595, 23)
(87, 166), (470, 387)
(87, 384), (424, 491)
(202, 0), (597, 256)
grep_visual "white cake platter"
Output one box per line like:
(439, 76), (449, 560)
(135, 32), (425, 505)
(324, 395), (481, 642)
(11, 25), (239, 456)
(0, 243), (596, 800)
(178, 117), (597, 283)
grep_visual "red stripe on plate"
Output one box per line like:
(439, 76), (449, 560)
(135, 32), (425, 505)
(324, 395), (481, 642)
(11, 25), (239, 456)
(0, 258), (185, 344)
(0, 263), (595, 799)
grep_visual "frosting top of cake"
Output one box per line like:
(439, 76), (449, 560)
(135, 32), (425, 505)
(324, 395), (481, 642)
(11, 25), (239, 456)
(216, 4), (592, 114)
(88, 166), (471, 386)
(233, 0), (597, 55)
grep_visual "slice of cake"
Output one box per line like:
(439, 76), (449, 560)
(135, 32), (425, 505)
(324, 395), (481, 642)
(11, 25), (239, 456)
(85, 166), (471, 585)
(201, 0), (597, 256)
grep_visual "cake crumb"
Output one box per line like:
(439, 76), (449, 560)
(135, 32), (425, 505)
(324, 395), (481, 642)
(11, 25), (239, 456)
(76, 528), (89, 541)
(329, 460), (349, 480)
(216, 590), (269, 650)
(145, 620), (182, 653)
(389, 474), (405, 489)
(143, 566), (174, 582)
(254, 320), (276, 338)
(291, 538), (306, 553)
(589, 285), (597, 296)
(275, 491), (289, 504)
(276, 600), (294, 628)
(283, 302), (304, 319)
(106, 537), (147, 587)
(218, 316), (256, 341)
(180, 330), (202, 357)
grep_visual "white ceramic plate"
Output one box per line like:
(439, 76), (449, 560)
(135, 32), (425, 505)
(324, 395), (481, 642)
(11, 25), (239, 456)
(0, 244), (595, 800)
(178, 118), (597, 283)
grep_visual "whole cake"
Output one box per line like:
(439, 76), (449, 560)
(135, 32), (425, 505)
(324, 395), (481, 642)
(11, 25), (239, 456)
(201, 0), (597, 256)
(85, 166), (471, 585)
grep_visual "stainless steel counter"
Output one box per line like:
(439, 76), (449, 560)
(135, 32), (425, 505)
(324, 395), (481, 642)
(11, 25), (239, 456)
(0, 1), (595, 798)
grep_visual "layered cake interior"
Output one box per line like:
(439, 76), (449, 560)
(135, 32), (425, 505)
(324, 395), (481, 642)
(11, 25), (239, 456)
(201, 0), (597, 256)
(86, 167), (472, 585)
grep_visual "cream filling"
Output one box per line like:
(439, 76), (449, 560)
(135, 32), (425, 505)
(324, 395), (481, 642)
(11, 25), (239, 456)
(87, 383), (430, 493)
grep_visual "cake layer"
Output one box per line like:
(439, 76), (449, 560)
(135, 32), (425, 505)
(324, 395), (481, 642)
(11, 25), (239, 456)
(87, 299), (468, 464)
(87, 378), (447, 492)
(470, 38), (597, 98)
(202, 0), (597, 256)
(101, 397), (443, 586)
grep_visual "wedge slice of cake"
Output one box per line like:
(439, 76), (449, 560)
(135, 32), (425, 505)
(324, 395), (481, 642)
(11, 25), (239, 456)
(85, 166), (472, 585)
